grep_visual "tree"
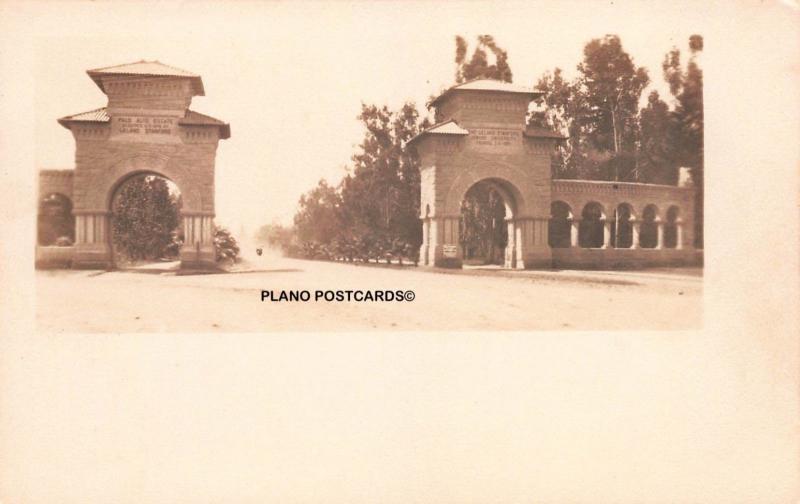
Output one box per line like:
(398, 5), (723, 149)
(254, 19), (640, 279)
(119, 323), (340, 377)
(339, 102), (430, 258)
(531, 36), (649, 182)
(663, 35), (704, 247)
(529, 68), (588, 179)
(293, 179), (343, 246)
(578, 35), (649, 181)
(111, 175), (181, 262)
(455, 35), (513, 83)
(638, 90), (678, 184)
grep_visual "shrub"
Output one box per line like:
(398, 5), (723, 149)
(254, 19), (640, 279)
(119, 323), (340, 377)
(214, 226), (240, 264)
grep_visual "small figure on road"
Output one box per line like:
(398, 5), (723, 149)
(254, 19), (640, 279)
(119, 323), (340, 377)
(256, 248), (263, 256)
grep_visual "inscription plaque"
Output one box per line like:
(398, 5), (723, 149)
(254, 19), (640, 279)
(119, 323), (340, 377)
(470, 128), (519, 150)
(114, 116), (176, 135)
(442, 245), (458, 258)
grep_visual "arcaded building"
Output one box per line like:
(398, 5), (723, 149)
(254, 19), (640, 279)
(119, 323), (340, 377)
(409, 79), (699, 269)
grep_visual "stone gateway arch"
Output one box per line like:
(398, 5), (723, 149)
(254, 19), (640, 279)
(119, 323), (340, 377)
(37, 61), (230, 269)
(410, 79), (698, 269)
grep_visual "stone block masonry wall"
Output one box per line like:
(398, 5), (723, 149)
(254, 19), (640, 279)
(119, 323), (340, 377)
(69, 128), (220, 269)
(71, 131), (218, 213)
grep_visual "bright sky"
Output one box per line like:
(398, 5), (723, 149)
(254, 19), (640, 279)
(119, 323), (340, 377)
(30, 1), (719, 236)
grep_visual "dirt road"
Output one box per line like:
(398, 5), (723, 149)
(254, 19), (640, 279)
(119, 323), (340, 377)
(36, 257), (702, 332)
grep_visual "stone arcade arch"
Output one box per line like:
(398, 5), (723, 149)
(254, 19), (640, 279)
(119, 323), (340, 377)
(51, 61), (230, 269)
(38, 193), (75, 246)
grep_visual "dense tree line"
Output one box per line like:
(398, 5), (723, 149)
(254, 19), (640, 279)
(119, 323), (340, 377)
(278, 33), (704, 261)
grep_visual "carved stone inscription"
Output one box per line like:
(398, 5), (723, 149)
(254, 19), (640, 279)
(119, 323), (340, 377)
(114, 116), (176, 135)
(470, 128), (519, 150)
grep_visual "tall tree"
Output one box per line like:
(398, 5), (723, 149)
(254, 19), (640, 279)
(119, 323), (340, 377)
(529, 68), (588, 179)
(638, 90), (678, 184)
(663, 35), (704, 247)
(455, 35), (513, 83)
(531, 36), (649, 182)
(577, 35), (649, 181)
(340, 103), (429, 253)
(293, 179), (343, 246)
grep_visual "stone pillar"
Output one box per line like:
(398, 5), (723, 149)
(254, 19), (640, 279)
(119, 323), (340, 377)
(72, 211), (112, 269)
(504, 219), (516, 269)
(601, 219), (611, 249)
(570, 219), (579, 247)
(676, 219), (684, 250)
(179, 212), (216, 268)
(431, 216), (462, 268)
(656, 219), (664, 250)
(419, 218), (430, 266)
(631, 221), (641, 249)
(514, 217), (552, 269)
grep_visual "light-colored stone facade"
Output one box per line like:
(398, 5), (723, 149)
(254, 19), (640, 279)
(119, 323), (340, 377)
(413, 79), (699, 269)
(37, 61), (230, 269)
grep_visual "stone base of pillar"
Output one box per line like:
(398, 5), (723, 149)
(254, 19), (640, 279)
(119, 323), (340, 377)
(72, 243), (113, 269)
(418, 244), (431, 267)
(179, 244), (217, 270)
(504, 246), (516, 269)
(515, 246), (553, 270)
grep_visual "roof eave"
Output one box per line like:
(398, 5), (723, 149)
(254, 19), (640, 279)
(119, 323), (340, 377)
(429, 87), (543, 108)
(86, 71), (205, 96)
(407, 131), (467, 148)
(57, 116), (107, 129)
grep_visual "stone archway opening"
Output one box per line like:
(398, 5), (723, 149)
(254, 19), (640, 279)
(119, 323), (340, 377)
(610, 203), (634, 249)
(109, 172), (183, 270)
(640, 204), (660, 249)
(457, 177), (521, 269)
(459, 180), (513, 266)
(38, 193), (75, 246)
(664, 206), (680, 248)
(548, 201), (572, 249)
(579, 202), (606, 248)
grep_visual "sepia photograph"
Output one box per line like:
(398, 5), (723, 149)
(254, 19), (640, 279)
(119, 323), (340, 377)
(1, 1), (798, 503)
(34, 14), (704, 332)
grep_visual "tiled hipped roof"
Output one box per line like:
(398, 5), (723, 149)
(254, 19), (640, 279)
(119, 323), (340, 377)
(86, 60), (205, 95)
(406, 119), (469, 146)
(429, 78), (542, 107)
(87, 60), (198, 78)
(57, 108), (231, 139)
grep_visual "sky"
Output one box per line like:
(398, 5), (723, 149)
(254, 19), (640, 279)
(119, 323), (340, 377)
(31, 1), (718, 237)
